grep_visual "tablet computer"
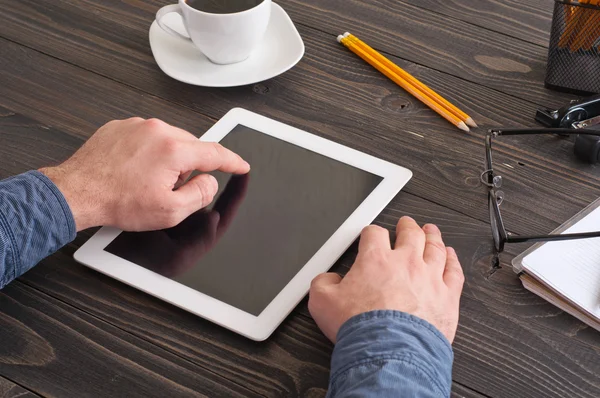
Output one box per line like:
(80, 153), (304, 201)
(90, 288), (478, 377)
(74, 108), (412, 340)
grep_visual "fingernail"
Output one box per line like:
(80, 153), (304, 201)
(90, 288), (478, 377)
(401, 216), (415, 222)
(447, 247), (456, 255)
(423, 224), (440, 234)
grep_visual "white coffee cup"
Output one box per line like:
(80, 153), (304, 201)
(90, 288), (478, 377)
(156, 0), (271, 65)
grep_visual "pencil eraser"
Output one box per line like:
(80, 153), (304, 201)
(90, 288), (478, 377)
(343, 32), (351, 38)
(337, 35), (344, 43)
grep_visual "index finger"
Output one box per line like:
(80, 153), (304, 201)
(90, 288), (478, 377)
(183, 142), (250, 174)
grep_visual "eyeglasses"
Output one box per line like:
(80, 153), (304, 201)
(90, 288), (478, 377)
(482, 128), (600, 270)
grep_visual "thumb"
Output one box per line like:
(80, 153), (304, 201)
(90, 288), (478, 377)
(310, 272), (343, 291)
(175, 173), (219, 214)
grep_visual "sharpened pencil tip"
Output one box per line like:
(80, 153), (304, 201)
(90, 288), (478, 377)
(466, 117), (478, 128)
(337, 35), (344, 43)
(457, 122), (470, 132)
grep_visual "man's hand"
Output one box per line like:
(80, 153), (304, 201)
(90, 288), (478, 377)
(308, 216), (464, 344)
(106, 173), (250, 277)
(40, 118), (250, 232)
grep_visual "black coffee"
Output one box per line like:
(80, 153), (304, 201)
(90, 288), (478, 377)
(185, 0), (263, 14)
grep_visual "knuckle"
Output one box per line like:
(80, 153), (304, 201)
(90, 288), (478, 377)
(162, 137), (180, 155)
(197, 180), (215, 207)
(310, 273), (327, 289)
(449, 267), (465, 284)
(309, 277), (320, 290)
(310, 273), (326, 289)
(399, 247), (422, 263)
(363, 224), (385, 234)
(204, 143), (223, 160)
(145, 118), (167, 130)
(456, 269), (466, 284)
(426, 240), (447, 253)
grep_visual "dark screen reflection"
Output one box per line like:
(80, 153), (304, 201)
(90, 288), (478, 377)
(105, 125), (383, 316)
(106, 174), (249, 278)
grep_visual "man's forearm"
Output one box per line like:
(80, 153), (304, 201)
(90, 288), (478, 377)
(0, 171), (76, 288)
(328, 310), (453, 398)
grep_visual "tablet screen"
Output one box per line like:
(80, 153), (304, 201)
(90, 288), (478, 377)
(105, 125), (383, 316)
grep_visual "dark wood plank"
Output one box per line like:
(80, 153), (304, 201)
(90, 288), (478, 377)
(454, 295), (600, 398)
(0, 0), (568, 106)
(0, 0), (572, 110)
(3, 2), (600, 333)
(0, 377), (40, 398)
(4, 19), (600, 337)
(0, 109), (80, 176)
(277, 0), (572, 106)
(18, 202), (600, 398)
(1, 4), (593, 396)
(5, 106), (600, 397)
(0, 281), (260, 398)
(451, 382), (488, 398)
(3, 110), (599, 397)
(0, 29), (598, 239)
(400, 0), (554, 47)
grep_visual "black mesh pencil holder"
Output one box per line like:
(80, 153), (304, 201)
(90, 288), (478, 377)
(545, 0), (600, 95)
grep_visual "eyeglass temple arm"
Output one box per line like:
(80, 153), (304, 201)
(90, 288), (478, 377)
(506, 231), (600, 244)
(490, 128), (600, 136)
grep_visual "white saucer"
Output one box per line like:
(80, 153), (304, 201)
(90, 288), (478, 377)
(149, 3), (305, 87)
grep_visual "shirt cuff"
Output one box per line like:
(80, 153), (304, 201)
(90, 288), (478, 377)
(0, 170), (76, 286)
(29, 170), (77, 239)
(331, 310), (454, 396)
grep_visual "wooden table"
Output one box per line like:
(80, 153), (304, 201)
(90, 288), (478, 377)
(1, 0), (599, 397)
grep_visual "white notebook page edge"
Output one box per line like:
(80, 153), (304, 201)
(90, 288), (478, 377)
(522, 206), (600, 319)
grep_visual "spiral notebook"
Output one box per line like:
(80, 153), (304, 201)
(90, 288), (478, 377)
(512, 197), (600, 332)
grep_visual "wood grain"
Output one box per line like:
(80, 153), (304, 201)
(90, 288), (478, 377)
(0, 377), (39, 398)
(3, 19), (600, 329)
(0, 0), (567, 106)
(0, 1), (599, 397)
(0, 31), (598, 238)
(451, 382), (488, 398)
(1, 0), (599, 334)
(398, 0), (554, 47)
(0, 281), (260, 398)
(17, 203), (600, 398)
(277, 0), (570, 105)
(4, 107), (600, 397)
(3, 110), (600, 397)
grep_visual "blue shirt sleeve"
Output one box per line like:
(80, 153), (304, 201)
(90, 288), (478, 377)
(328, 310), (453, 398)
(0, 171), (76, 289)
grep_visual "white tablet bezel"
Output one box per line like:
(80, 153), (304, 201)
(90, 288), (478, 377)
(74, 108), (413, 341)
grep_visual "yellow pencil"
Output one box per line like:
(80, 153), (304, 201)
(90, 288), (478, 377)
(343, 32), (477, 128)
(338, 33), (470, 132)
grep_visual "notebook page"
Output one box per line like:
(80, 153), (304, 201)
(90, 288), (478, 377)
(522, 206), (600, 320)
